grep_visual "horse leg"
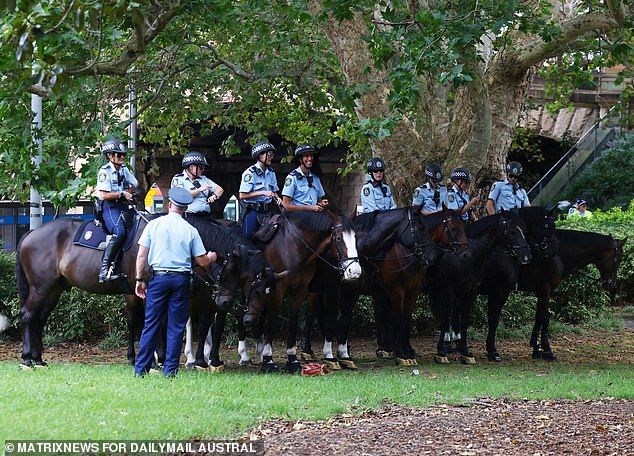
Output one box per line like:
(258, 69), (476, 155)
(336, 287), (359, 370)
(125, 295), (142, 365)
(402, 290), (419, 365)
(455, 294), (476, 365)
(236, 306), (253, 366)
(184, 318), (196, 369)
(284, 295), (303, 374)
(300, 293), (320, 361)
(429, 285), (453, 364)
(532, 291), (556, 361)
(208, 309), (227, 371)
(260, 297), (280, 374)
(20, 286), (61, 368)
(486, 290), (508, 362)
(321, 288), (343, 371)
(373, 289), (394, 359)
(389, 289), (409, 366)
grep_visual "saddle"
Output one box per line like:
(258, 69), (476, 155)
(253, 214), (282, 243)
(72, 218), (140, 251)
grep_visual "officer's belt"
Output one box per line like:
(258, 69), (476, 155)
(153, 270), (191, 276)
(246, 202), (274, 212)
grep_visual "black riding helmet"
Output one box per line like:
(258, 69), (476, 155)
(182, 151), (209, 168)
(294, 143), (316, 157)
(367, 157), (385, 172)
(251, 141), (276, 160)
(101, 139), (126, 157)
(425, 163), (443, 183)
(450, 167), (471, 183)
(506, 161), (523, 177)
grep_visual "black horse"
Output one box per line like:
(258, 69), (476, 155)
(484, 227), (626, 361)
(243, 209), (361, 373)
(181, 218), (278, 371)
(426, 209), (533, 364)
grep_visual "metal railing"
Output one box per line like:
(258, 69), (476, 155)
(528, 107), (621, 205)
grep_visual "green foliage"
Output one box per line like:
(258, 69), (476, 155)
(562, 133), (634, 211)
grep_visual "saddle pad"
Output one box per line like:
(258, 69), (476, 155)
(72, 219), (139, 251)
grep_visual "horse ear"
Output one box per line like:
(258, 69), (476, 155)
(238, 244), (249, 271)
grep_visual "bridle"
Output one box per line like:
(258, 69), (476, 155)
(433, 214), (469, 255)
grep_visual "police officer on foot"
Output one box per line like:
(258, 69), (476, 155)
(486, 160), (530, 215)
(96, 138), (138, 283)
(171, 151), (224, 218)
(134, 187), (217, 377)
(239, 141), (281, 239)
(447, 167), (480, 222)
(413, 163), (448, 214)
(361, 157), (397, 213)
(282, 143), (329, 211)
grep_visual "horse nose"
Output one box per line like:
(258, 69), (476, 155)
(214, 293), (233, 312)
(243, 312), (257, 328)
(519, 251), (532, 265)
(461, 249), (472, 260)
(343, 260), (362, 281)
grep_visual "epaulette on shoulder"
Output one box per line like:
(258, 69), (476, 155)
(290, 169), (303, 179)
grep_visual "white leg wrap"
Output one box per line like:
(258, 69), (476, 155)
(204, 326), (212, 363)
(444, 332), (451, 342)
(238, 340), (251, 363)
(337, 342), (349, 359)
(184, 319), (195, 365)
(286, 346), (297, 356)
(262, 343), (273, 357)
(323, 340), (334, 359)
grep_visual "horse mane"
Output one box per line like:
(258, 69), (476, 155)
(353, 211), (380, 232)
(285, 210), (342, 232)
(466, 213), (501, 238)
(187, 217), (248, 253)
(518, 206), (549, 226)
(557, 229), (613, 249)
(420, 209), (449, 230)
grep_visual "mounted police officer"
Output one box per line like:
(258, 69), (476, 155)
(170, 151), (224, 218)
(412, 163), (448, 214)
(360, 157), (397, 213)
(239, 141), (281, 239)
(447, 167), (480, 222)
(134, 187), (217, 377)
(486, 160), (530, 215)
(281, 143), (329, 212)
(96, 138), (138, 283)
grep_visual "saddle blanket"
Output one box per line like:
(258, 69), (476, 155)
(72, 219), (139, 251)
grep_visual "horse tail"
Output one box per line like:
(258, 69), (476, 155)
(15, 230), (33, 305)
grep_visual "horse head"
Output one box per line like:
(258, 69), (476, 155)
(327, 210), (362, 281)
(422, 206), (470, 260)
(520, 206), (558, 260)
(498, 209), (532, 265)
(598, 236), (627, 293)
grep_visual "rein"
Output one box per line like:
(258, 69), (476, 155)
(469, 218), (528, 258)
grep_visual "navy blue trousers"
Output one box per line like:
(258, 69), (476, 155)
(242, 209), (259, 239)
(134, 274), (191, 376)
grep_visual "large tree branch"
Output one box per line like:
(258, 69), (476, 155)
(70, 0), (181, 76)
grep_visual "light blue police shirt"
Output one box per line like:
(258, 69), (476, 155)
(138, 212), (206, 272)
(96, 162), (138, 196)
(239, 163), (279, 204)
(447, 184), (471, 221)
(281, 167), (325, 206)
(412, 183), (448, 213)
(488, 179), (530, 212)
(361, 179), (397, 213)
(171, 173), (219, 214)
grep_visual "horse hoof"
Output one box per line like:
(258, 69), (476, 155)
(542, 351), (556, 362)
(434, 354), (450, 364)
(238, 359), (253, 367)
(261, 359), (279, 374)
(408, 358), (418, 366)
(209, 363), (225, 373)
(301, 351), (316, 362)
(19, 360), (33, 370)
(376, 349), (394, 360)
(460, 354), (476, 365)
(127, 358), (135, 366)
(185, 363), (196, 370)
(32, 360), (48, 369)
(285, 361), (302, 374)
(395, 357), (410, 366)
(532, 349), (543, 359)
(487, 352), (501, 362)
(339, 358), (358, 370)
(323, 358), (341, 370)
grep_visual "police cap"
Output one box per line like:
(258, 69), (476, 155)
(168, 187), (193, 208)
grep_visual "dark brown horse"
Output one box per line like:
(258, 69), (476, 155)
(484, 227), (626, 361)
(242, 209), (361, 373)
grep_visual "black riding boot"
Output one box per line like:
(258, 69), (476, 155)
(99, 234), (125, 283)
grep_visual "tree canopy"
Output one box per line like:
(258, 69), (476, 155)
(0, 0), (632, 208)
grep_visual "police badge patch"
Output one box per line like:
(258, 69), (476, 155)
(98, 171), (107, 183)
(363, 187), (370, 196)
(285, 177), (292, 187)
(448, 193), (455, 203)
(413, 189), (420, 198)
(243, 173), (252, 182)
